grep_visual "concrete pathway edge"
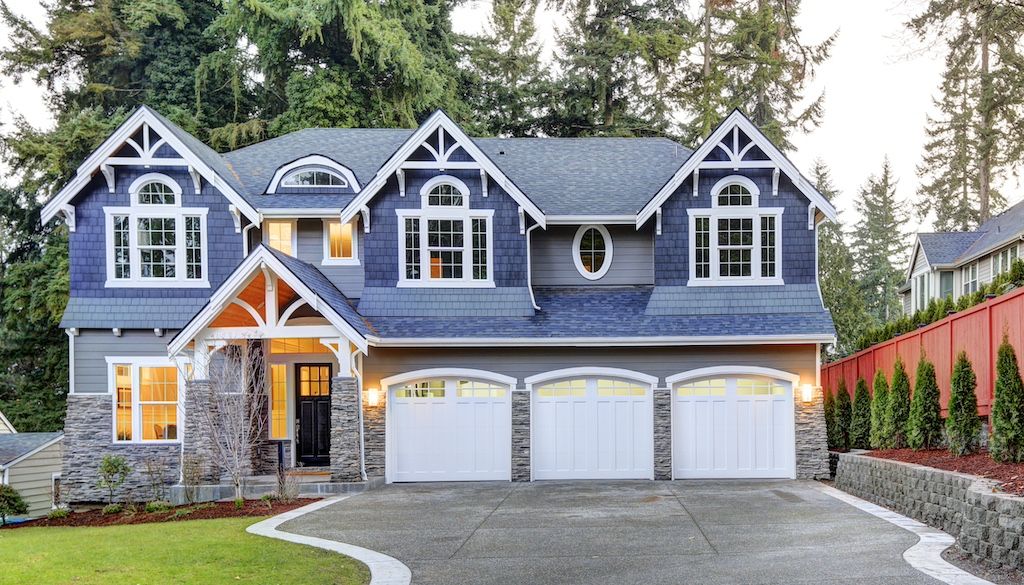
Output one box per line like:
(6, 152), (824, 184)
(246, 496), (412, 585)
(815, 483), (993, 585)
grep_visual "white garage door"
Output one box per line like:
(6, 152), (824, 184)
(673, 377), (794, 479)
(389, 378), (511, 482)
(533, 378), (653, 480)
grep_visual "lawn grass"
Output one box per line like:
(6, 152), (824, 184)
(0, 516), (369, 585)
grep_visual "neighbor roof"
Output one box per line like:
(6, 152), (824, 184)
(959, 200), (1024, 261)
(917, 232), (985, 266)
(0, 432), (62, 468)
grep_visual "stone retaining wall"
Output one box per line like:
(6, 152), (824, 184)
(835, 452), (1024, 571)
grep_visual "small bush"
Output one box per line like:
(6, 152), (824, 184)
(102, 503), (123, 515)
(908, 355), (943, 450)
(834, 380), (852, 451)
(991, 337), (1024, 462)
(869, 370), (890, 449)
(884, 358), (912, 448)
(850, 378), (872, 449)
(946, 351), (980, 456)
(145, 500), (172, 513)
(97, 455), (132, 505)
(47, 507), (70, 520)
(824, 388), (837, 449)
(234, 498), (245, 510)
(0, 484), (28, 525)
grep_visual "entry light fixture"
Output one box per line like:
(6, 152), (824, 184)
(800, 383), (816, 404)
(365, 387), (381, 407)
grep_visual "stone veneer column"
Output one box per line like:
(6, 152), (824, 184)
(653, 387), (672, 480)
(511, 390), (531, 481)
(330, 376), (363, 481)
(183, 379), (219, 482)
(362, 390), (386, 477)
(794, 386), (829, 479)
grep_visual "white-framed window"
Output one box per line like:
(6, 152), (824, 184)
(913, 272), (931, 312)
(104, 173), (209, 288)
(687, 176), (783, 286)
(573, 225), (613, 280)
(280, 167), (348, 188)
(264, 219), (297, 255)
(962, 262), (979, 294)
(322, 220), (359, 265)
(266, 156), (361, 194)
(993, 245), (1020, 276)
(397, 176), (494, 287)
(106, 357), (183, 444)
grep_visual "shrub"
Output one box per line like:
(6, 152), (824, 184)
(145, 500), (172, 514)
(908, 355), (943, 450)
(946, 351), (981, 456)
(0, 484), (28, 525)
(97, 455), (132, 505)
(102, 503), (123, 515)
(47, 507), (70, 520)
(884, 358), (912, 448)
(869, 370), (890, 449)
(824, 388), (837, 449)
(991, 337), (1024, 462)
(234, 498), (245, 510)
(851, 378), (872, 449)
(834, 380), (852, 451)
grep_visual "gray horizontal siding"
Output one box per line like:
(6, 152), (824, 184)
(6, 441), (62, 518)
(73, 330), (176, 394)
(532, 225), (654, 286)
(295, 219), (364, 299)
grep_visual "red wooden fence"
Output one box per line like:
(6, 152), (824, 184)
(822, 286), (1024, 416)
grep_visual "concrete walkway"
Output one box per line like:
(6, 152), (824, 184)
(279, 480), (943, 585)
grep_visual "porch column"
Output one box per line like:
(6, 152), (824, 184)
(183, 379), (219, 482)
(330, 376), (363, 481)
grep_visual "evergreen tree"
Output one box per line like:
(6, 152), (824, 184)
(850, 378), (872, 449)
(813, 160), (873, 357)
(991, 337), (1024, 462)
(851, 158), (908, 324)
(824, 386), (836, 449)
(946, 351), (980, 456)
(834, 379), (852, 451)
(885, 358), (912, 448)
(869, 370), (890, 449)
(907, 355), (943, 450)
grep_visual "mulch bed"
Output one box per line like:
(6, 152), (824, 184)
(868, 449), (1024, 496)
(2, 498), (317, 530)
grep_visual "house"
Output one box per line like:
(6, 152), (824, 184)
(900, 202), (1024, 314)
(40, 106), (836, 502)
(0, 429), (63, 519)
(0, 410), (14, 434)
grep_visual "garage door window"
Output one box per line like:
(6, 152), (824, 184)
(457, 380), (506, 398)
(736, 379), (786, 396)
(597, 379), (646, 397)
(537, 379), (586, 397)
(676, 379), (726, 396)
(395, 380), (445, 398)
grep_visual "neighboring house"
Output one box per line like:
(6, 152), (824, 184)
(0, 410), (15, 434)
(900, 202), (1024, 314)
(0, 432), (63, 519)
(41, 106), (837, 502)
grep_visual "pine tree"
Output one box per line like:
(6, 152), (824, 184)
(991, 337), (1024, 462)
(870, 370), (890, 449)
(851, 378), (872, 449)
(851, 158), (908, 324)
(835, 379), (852, 451)
(946, 351), (980, 456)
(885, 358), (912, 449)
(908, 356), (943, 450)
(824, 387), (836, 449)
(813, 160), (873, 357)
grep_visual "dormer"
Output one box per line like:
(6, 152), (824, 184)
(266, 155), (361, 194)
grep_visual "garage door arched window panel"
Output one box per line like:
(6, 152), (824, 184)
(676, 378), (726, 397)
(536, 379), (586, 398)
(394, 380), (445, 398)
(457, 380), (506, 398)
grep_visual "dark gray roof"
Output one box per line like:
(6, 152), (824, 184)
(917, 232), (984, 266)
(358, 287), (535, 317)
(61, 297), (208, 329)
(645, 284), (824, 316)
(959, 200), (1024, 260)
(0, 432), (62, 467)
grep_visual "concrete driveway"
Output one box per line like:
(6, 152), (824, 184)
(279, 480), (941, 585)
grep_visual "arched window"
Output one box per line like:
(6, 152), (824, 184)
(427, 183), (464, 207)
(716, 183), (753, 206)
(137, 181), (176, 205)
(573, 225), (613, 280)
(281, 168), (348, 188)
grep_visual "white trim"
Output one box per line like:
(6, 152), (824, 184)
(129, 173), (183, 206)
(665, 365), (801, 386)
(395, 207), (495, 288)
(263, 219), (298, 256)
(106, 356), (183, 445)
(524, 367), (659, 387)
(709, 175), (760, 207)
(321, 219), (360, 266)
(366, 334), (836, 347)
(66, 329), (76, 396)
(572, 224), (613, 280)
(266, 155), (361, 194)
(546, 215), (636, 225)
(380, 368), (517, 389)
(261, 208), (342, 218)
(103, 201), (211, 288)
(0, 409), (14, 434)
(419, 175), (471, 208)
(686, 206), (784, 286)
(638, 110), (837, 227)
(340, 110), (545, 228)
(0, 434), (63, 470)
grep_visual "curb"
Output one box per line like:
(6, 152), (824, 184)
(246, 497), (412, 585)
(815, 483), (993, 585)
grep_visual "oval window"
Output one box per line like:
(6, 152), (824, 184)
(573, 225), (613, 280)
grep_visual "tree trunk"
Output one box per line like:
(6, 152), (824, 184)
(978, 12), (992, 223)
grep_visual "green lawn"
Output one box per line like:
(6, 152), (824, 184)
(0, 516), (369, 585)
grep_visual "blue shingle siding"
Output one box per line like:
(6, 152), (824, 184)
(653, 168), (817, 286)
(645, 283), (824, 316)
(60, 297), (208, 329)
(68, 165), (243, 299)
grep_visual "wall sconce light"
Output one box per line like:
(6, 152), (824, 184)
(365, 387), (381, 407)
(800, 384), (815, 404)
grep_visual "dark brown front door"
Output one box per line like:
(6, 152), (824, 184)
(296, 363), (332, 466)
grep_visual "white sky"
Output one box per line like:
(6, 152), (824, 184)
(2, 0), (1019, 232)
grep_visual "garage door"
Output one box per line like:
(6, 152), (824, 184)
(533, 377), (653, 480)
(389, 377), (510, 482)
(673, 376), (794, 479)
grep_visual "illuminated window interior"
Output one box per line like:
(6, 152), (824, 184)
(327, 221), (355, 259)
(266, 220), (293, 254)
(270, 338), (330, 354)
(139, 367), (178, 441)
(115, 365), (133, 441)
(270, 364), (287, 439)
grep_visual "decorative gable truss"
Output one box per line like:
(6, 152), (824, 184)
(41, 106), (259, 233)
(637, 110), (837, 229)
(339, 110), (545, 230)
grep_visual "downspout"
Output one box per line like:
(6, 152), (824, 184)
(526, 223), (542, 310)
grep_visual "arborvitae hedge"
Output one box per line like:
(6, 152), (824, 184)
(835, 379), (852, 451)
(884, 358), (911, 449)
(869, 370), (890, 449)
(907, 356), (943, 450)
(946, 351), (980, 456)
(991, 337), (1024, 462)
(824, 388), (837, 449)
(851, 377), (872, 449)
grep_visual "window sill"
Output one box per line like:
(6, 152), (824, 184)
(686, 277), (786, 287)
(112, 440), (181, 445)
(397, 280), (496, 289)
(321, 258), (361, 267)
(106, 279), (211, 289)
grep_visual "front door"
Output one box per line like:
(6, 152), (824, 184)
(296, 363), (332, 466)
